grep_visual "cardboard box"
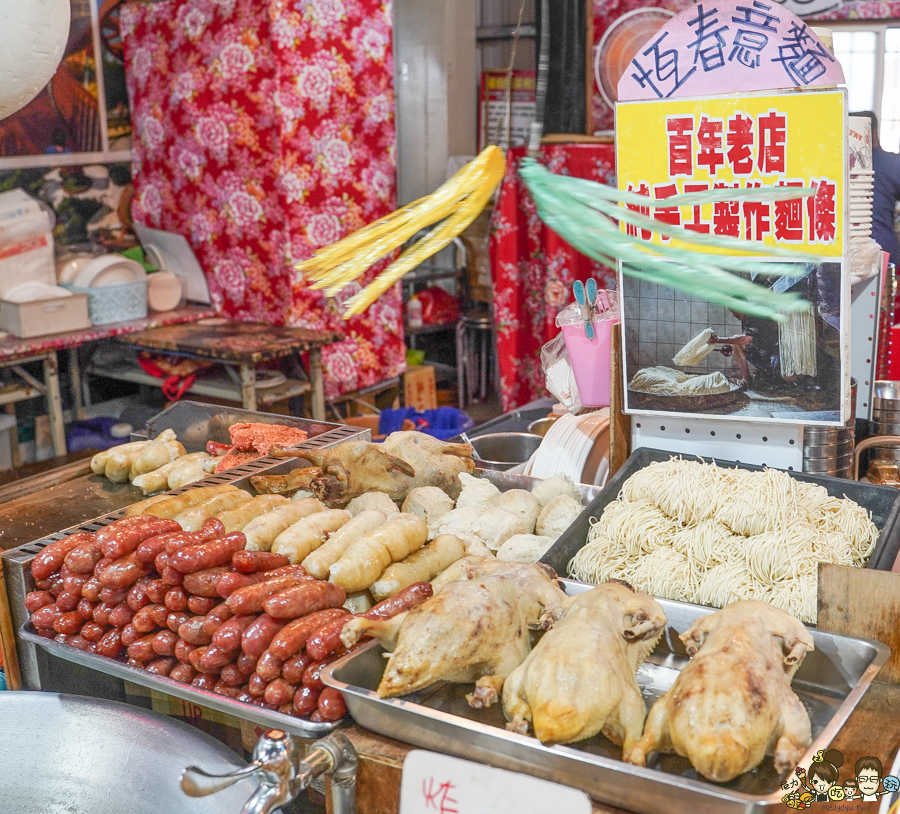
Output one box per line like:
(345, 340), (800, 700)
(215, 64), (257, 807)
(403, 365), (437, 411)
(0, 293), (90, 338)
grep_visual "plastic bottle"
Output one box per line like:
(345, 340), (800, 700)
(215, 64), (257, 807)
(406, 296), (423, 328)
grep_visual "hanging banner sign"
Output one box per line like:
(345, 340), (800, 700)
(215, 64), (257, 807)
(617, 0), (845, 102)
(615, 88), (850, 426)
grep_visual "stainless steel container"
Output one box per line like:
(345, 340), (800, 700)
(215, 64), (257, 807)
(802, 381), (856, 478)
(0, 692), (247, 813)
(470, 432), (542, 470)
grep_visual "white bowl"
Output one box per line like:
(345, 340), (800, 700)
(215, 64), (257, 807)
(74, 255), (146, 288)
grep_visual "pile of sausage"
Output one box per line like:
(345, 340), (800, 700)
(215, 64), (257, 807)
(26, 515), (432, 723)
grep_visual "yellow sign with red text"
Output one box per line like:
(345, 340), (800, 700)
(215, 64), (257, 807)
(615, 89), (845, 257)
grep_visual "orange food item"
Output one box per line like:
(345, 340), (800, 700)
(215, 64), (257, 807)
(229, 423), (308, 455)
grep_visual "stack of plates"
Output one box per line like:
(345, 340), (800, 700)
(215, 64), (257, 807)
(72, 255), (146, 288)
(849, 167), (874, 240)
(523, 410), (610, 486)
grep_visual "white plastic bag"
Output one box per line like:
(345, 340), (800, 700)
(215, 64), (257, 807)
(540, 332), (584, 415)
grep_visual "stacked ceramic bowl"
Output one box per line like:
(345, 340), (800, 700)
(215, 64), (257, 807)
(523, 411), (610, 486)
(802, 379), (856, 479)
(871, 380), (900, 462)
(848, 116), (874, 239)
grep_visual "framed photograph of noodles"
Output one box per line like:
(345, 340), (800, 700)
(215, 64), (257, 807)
(615, 89), (850, 426)
(0, 0), (131, 169)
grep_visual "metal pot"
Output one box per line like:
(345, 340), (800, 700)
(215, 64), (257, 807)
(0, 692), (248, 813)
(470, 432), (542, 470)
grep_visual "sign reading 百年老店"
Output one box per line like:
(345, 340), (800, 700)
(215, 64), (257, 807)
(616, 88), (849, 426)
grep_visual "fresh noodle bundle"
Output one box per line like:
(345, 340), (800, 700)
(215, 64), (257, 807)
(569, 457), (879, 624)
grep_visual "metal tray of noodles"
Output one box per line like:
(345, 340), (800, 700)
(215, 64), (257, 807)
(322, 580), (889, 814)
(541, 447), (900, 576)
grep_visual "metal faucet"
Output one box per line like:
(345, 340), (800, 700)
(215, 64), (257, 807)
(181, 729), (358, 814)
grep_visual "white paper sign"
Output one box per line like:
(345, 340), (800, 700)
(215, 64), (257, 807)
(400, 750), (592, 814)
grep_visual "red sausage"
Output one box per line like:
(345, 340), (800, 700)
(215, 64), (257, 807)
(81, 622), (109, 642)
(166, 611), (191, 633)
(192, 673), (218, 691)
(169, 663), (198, 684)
(164, 587), (189, 612)
(46, 574), (65, 597)
(232, 551), (290, 574)
(183, 568), (231, 598)
(54, 592), (80, 613)
(31, 533), (93, 580)
(282, 652), (313, 685)
(187, 646), (210, 672)
(292, 685), (321, 717)
(226, 574), (311, 615)
(120, 624), (141, 646)
(108, 602), (135, 627)
(146, 657), (177, 676)
(264, 678), (296, 707)
(305, 614), (354, 661)
(214, 682), (242, 698)
(178, 617), (212, 646)
(366, 582), (434, 619)
(161, 566), (183, 586)
(174, 638), (197, 664)
(220, 662), (253, 687)
(211, 614), (257, 651)
(130, 604), (162, 634)
(316, 687), (348, 721)
(254, 651), (283, 682)
(151, 630), (178, 657)
(99, 587), (128, 605)
(69, 635), (90, 651)
(199, 645), (236, 672)
(94, 515), (158, 545)
(302, 660), (328, 690)
(126, 579), (153, 611)
(92, 601), (117, 626)
(268, 609), (349, 660)
(162, 518), (225, 554)
(53, 611), (85, 635)
(201, 604), (234, 636)
(169, 533), (247, 574)
(146, 579), (169, 605)
(241, 614), (286, 659)
(63, 573), (90, 595)
(80, 577), (102, 601)
(64, 537), (105, 574)
(186, 595), (218, 615)
(135, 532), (181, 564)
(76, 597), (96, 620)
(236, 651), (258, 675)
(100, 518), (181, 560)
(24, 590), (55, 613)
(95, 627), (123, 659)
(127, 633), (159, 662)
(217, 565), (308, 599)
(97, 554), (151, 590)
(248, 673), (268, 697)
(31, 604), (63, 630)
(237, 690), (255, 704)
(263, 582), (346, 620)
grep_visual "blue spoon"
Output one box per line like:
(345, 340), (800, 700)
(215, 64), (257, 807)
(573, 281), (594, 339)
(585, 277), (597, 312)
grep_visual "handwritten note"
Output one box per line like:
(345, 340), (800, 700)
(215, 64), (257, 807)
(399, 750), (592, 814)
(617, 0), (845, 102)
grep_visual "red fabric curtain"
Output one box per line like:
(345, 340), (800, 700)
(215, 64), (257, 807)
(489, 144), (617, 411)
(121, 0), (405, 401)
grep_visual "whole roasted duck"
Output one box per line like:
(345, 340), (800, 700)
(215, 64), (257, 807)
(251, 431), (474, 505)
(503, 581), (666, 753)
(340, 558), (567, 707)
(626, 600), (814, 783)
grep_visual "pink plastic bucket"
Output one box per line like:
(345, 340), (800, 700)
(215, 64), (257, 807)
(561, 319), (617, 407)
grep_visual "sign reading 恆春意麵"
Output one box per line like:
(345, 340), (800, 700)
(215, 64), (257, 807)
(617, 0), (845, 102)
(615, 88), (849, 426)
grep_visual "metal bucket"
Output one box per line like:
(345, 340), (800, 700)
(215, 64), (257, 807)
(0, 693), (248, 813)
(802, 440), (854, 459)
(470, 432), (542, 471)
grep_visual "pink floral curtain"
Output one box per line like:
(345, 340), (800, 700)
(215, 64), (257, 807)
(122, 0), (405, 401)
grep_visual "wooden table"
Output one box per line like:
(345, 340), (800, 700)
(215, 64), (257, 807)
(101, 319), (340, 419)
(0, 304), (213, 461)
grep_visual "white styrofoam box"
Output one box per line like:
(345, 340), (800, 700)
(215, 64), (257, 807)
(632, 415), (804, 470)
(850, 270), (881, 421)
(0, 294), (90, 338)
(0, 189), (54, 297)
(0, 412), (16, 471)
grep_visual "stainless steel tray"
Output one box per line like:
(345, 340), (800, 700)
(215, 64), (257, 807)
(322, 579), (889, 814)
(20, 623), (338, 740)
